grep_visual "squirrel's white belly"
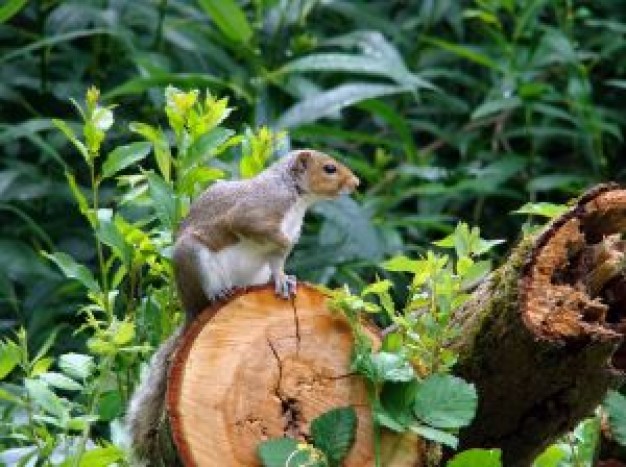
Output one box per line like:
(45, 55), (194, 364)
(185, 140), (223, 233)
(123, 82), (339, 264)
(196, 240), (272, 298)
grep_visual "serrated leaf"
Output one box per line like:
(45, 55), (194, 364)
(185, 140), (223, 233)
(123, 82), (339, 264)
(102, 141), (152, 178)
(604, 390), (626, 446)
(409, 424), (458, 448)
(42, 252), (100, 292)
(370, 352), (415, 382)
(414, 375), (477, 429)
(39, 372), (82, 391)
(196, 0), (253, 43)
(447, 448), (502, 467)
(58, 353), (94, 380)
(380, 380), (419, 428)
(311, 407), (357, 466)
(277, 83), (414, 129)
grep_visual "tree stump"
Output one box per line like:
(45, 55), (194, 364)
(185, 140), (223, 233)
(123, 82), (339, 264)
(167, 284), (424, 466)
(452, 184), (626, 465)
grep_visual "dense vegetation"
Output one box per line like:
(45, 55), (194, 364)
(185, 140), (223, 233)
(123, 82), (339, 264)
(2, 0), (626, 465)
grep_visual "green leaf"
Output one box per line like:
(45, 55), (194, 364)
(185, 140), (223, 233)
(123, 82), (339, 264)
(380, 380), (419, 429)
(97, 391), (123, 422)
(472, 97), (521, 120)
(280, 53), (434, 90)
(58, 353), (94, 380)
(382, 256), (425, 273)
(129, 122), (172, 181)
(186, 127), (235, 168)
(257, 438), (302, 467)
(512, 202), (568, 219)
(447, 448), (502, 467)
(146, 172), (178, 230)
(78, 446), (124, 467)
(604, 390), (626, 446)
(409, 424), (458, 448)
(39, 372), (82, 391)
(0, 0), (28, 23)
(277, 83), (414, 129)
(42, 252), (100, 293)
(413, 375), (477, 429)
(196, 0), (253, 43)
(0, 339), (20, 379)
(370, 352), (415, 382)
(424, 38), (500, 70)
(96, 218), (132, 267)
(102, 142), (152, 179)
(112, 320), (135, 346)
(24, 378), (67, 419)
(53, 119), (90, 163)
(361, 279), (392, 297)
(310, 407), (357, 466)
(532, 445), (567, 467)
(65, 171), (94, 226)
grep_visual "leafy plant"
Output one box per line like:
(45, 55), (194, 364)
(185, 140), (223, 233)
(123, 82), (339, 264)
(257, 406), (357, 467)
(324, 222), (503, 466)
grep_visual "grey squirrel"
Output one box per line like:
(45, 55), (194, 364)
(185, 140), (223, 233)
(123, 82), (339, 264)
(126, 149), (359, 465)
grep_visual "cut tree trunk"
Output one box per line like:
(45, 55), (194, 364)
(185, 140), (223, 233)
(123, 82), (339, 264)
(452, 184), (626, 466)
(167, 284), (424, 466)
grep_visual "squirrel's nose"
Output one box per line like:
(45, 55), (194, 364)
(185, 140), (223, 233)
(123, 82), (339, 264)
(350, 175), (360, 189)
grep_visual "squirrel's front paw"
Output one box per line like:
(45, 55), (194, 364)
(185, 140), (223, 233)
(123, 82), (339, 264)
(274, 273), (297, 299)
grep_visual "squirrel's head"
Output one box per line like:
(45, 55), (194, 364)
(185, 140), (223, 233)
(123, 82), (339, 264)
(290, 149), (360, 198)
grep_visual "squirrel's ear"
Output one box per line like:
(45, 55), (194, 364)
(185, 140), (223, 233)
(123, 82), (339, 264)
(295, 150), (311, 172)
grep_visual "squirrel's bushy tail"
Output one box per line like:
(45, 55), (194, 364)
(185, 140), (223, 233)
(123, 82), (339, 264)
(126, 327), (184, 466)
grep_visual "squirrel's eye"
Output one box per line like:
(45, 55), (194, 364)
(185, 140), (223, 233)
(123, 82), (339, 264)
(323, 164), (337, 174)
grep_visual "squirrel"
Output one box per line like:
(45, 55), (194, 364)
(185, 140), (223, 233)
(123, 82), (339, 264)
(126, 149), (359, 465)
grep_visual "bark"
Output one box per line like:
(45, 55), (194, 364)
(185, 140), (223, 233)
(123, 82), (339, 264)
(167, 284), (424, 466)
(453, 184), (626, 466)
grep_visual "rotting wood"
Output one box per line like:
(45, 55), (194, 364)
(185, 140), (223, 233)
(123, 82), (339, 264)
(453, 184), (626, 466)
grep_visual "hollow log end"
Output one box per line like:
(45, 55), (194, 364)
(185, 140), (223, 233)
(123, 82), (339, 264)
(521, 185), (626, 371)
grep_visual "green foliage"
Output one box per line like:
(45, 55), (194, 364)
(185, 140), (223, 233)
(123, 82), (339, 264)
(533, 417), (601, 467)
(325, 223), (500, 465)
(0, 84), (279, 465)
(257, 407), (356, 467)
(447, 448), (502, 467)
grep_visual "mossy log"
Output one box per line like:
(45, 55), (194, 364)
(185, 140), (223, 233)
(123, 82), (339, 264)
(167, 284), (424, 466)
(452, 184), (626, 466)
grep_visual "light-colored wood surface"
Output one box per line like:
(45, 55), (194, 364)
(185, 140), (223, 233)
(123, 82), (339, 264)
(167, 284), (423, 466)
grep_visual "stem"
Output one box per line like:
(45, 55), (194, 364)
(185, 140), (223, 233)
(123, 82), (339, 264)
(72, 356), (113, 467)
(89, 163), (110, 315)
(368, 383), (382, 467)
